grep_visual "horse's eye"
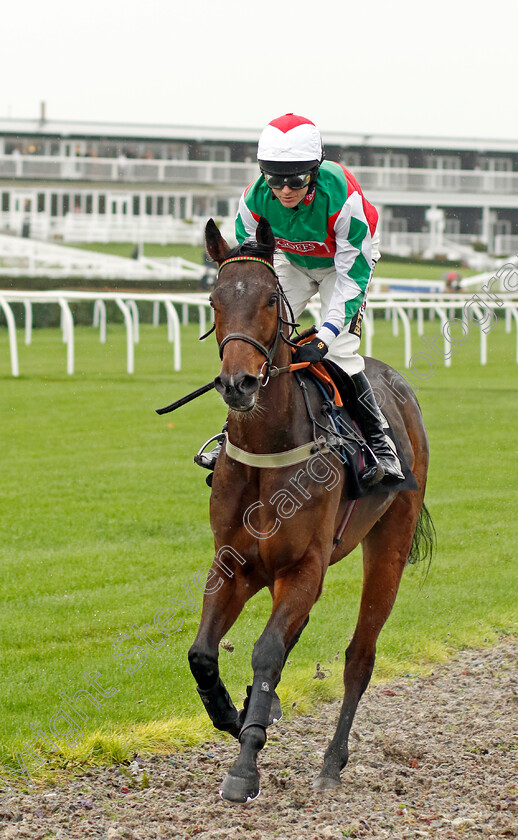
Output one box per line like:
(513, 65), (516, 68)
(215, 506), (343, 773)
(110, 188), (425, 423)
(209, 297), (214, 308)
(268, 293), (278, 307)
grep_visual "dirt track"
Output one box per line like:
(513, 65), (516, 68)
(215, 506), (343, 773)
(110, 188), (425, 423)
(1, 639), (517, 840)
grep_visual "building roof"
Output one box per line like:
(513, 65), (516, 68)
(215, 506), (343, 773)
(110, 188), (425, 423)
(0, 117), (517, 154)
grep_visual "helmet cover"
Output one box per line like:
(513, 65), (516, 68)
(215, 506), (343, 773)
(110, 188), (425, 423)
(257, 113), (323, 168)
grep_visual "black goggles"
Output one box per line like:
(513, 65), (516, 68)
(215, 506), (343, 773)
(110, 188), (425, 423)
(262, 171), (313, 190)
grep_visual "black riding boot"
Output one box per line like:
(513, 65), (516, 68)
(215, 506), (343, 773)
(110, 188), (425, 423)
(351, 372), (405, 486)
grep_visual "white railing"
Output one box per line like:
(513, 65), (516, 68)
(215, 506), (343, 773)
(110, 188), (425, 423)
(1, 291), (516, 378)
(354, 166), (518, 195)
(0, 154), (259, 186)
(0, 290), (193, 376)
(2, 154), (518, 195)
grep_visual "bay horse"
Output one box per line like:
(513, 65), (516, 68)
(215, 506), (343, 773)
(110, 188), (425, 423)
(188, 217), (434, 803)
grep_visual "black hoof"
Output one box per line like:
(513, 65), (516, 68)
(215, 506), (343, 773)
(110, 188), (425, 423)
(220, 772), (260, 803)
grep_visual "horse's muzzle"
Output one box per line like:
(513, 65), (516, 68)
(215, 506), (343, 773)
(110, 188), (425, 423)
(214, 372), (259, 411)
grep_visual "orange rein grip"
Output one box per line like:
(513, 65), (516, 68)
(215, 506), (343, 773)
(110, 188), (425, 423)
(288, 362), (311, 372)
(312, 363), (343, 407)
(288, 356), (343, 407)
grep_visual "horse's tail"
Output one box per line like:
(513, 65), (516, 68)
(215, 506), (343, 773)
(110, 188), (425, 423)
(408, 502), (436, 572)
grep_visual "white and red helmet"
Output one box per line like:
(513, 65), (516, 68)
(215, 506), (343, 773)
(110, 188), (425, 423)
(257, 113), (324, 176)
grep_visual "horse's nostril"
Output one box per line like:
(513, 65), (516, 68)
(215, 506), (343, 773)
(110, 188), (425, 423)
(215, 373), (258, 399)
(237, 374), (260, 396)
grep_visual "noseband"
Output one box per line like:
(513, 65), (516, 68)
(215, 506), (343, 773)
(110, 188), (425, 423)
(215, 256), (295, 382)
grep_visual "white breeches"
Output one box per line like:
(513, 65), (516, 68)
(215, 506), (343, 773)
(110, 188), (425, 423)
(274, 249), (377, 376)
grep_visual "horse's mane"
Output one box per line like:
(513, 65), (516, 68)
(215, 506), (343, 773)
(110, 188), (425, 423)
(225, 240), (275, 263)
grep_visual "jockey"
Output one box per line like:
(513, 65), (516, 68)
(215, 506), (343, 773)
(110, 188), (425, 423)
(196, 113), (404, 486)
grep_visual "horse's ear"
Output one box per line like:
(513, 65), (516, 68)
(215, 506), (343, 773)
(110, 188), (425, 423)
(256, 216), (276, 258)
(205, 218), (230, 264)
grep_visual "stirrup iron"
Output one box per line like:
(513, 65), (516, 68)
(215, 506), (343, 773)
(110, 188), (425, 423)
(194, 431), (225, 471)
(358, 446), (385, 486)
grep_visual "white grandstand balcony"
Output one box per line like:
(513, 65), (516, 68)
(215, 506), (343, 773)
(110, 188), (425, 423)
(353, 166), (518, 198)
(1, 155), (518, 198)
(0, 154), (260, 186)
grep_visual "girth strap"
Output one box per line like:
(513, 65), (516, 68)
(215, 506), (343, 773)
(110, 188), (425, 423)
(225, 433), (329, 468)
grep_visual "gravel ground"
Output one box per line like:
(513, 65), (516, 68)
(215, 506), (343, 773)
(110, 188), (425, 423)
(1, 639), (517, 840)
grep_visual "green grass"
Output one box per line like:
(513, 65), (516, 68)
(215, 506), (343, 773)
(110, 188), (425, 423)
(375, 260), (477, 280)
(70, 242), (204, 262)
(0, 314), (516, 781)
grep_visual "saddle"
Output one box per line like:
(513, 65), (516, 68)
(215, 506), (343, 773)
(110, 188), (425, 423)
(297, 358), (418, 499)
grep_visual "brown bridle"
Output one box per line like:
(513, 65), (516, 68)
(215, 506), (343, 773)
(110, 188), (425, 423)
(214, 255), (300, 383)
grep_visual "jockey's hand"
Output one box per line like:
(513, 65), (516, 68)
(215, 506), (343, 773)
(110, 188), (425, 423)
(293, 336), (328, 364)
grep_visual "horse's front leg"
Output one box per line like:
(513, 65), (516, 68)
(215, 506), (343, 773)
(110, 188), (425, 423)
(220, 556), (323, 803)
(188, 568), (259, 739)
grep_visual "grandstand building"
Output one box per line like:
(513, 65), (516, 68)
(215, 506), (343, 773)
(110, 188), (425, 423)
(0, 113), (517, 258)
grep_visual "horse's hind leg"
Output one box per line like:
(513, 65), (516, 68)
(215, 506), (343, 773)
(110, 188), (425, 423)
(315, 492), (421, 790)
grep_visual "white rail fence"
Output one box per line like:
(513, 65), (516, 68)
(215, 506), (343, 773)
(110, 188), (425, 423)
(1, 291), (517, 378)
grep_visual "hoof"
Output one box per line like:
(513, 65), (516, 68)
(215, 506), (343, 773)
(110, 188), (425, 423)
(313, 773), (341, 791)
(269, 691), (282, 725)
(220, 772), (260, 803)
